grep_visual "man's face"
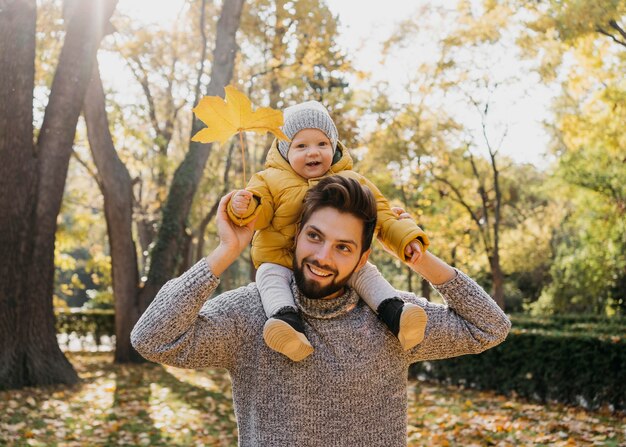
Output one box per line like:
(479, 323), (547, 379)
(293, 207), (371, 299)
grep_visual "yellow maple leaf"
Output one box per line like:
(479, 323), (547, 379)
(191, 85), (289, 145)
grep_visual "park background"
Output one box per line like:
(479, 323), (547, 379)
(1, 0), (625, 445)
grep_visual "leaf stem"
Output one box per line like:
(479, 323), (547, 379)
(239, 131), (246, 186)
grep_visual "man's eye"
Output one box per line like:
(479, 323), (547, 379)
(337, 245), (351, 253)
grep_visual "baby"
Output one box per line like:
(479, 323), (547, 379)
(228, 101), (429, 361)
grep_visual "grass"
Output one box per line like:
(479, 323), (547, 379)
(0, 352), (624, 446)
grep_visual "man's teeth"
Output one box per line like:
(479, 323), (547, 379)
(309, 265), (331, 277)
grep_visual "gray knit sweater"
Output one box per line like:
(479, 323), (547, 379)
(131, 260), (510, 446)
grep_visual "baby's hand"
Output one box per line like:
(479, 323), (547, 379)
(231, 190), (253, 216)
(405, 239), (423, 265)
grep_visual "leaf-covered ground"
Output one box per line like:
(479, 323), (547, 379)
(1, 352), (624, 446)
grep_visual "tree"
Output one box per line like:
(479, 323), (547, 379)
(510, 0), (626, 314)
(84, 0), (246, 362)
(137, 0), (246, 326)
(0, 0), (117, 389)
(109, 5), (220, 268)
(365, 3), (529, 310)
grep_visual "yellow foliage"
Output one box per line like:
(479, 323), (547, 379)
(53, 295), (69, 310)
(191, 85), (289, 145)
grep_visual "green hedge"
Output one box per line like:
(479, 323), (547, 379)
(55, 309), (114, 346)
(509, 314), (626, 337)
(410, 329), (626, 410)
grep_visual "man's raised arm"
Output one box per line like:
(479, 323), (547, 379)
(378, 208), (510, 361)
(131, 191), (257, 369)
(402, 250), (511, 362)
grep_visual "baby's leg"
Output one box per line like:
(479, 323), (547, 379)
(349, 262), (427, 351)
(256, 262), (297, 318)
(256, 263), (313, 361)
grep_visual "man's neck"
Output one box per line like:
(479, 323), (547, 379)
(320, 287), (346, 300)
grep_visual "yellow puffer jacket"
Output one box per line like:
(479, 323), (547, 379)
(227, 140), (430, 269)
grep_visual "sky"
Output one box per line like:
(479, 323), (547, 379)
(112, 0), (556, 167)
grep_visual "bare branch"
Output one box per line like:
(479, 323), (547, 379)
(72, 149), (103, 191)
(596, 25), (626, 49)
(432, 174), (490, 250)
(128, 55), (161, 136)
(467, 151), (492, 248)
(249, 62), (288, 83)
(609, 19), (626, 41)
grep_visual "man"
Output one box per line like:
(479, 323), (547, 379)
(131, 176), (511, 446)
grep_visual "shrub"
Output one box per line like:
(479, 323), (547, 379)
(55, 308), (114, 346)
(410, 328), (625, 410)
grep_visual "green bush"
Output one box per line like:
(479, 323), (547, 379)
(410, 330), (626, 410)
(55, 308), (114, 346)
(509, 314), (626, 337)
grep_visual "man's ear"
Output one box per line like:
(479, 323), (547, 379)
(355, 248), (372, 272)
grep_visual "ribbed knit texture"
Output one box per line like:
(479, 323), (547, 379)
(277, 100), (339, 159)
(131, 260), (511, 446)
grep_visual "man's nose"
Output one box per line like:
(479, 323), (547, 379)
(313, 243), (332, 263)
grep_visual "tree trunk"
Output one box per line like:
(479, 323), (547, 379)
(26, 0), (117, 386)
(84, 63), (142, 363)
(0, 0), (117, 389)
(0, 0), (41, 389)
(489, 254), (505, 310)
(140, 0), (245, 307)
(421, 277), (431, 301)
(406, 266), (413, 293)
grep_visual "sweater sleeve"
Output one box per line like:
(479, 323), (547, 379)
(403, 270), (511, 363)
(130, 259), (249, 370)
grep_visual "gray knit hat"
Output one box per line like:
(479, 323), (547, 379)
(277, 100), (338, 159)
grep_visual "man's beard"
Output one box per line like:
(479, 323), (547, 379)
(292, 256), (357, 300)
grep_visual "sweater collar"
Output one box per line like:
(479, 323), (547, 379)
(291, 280), (360, 319)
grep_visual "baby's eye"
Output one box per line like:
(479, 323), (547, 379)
(319, 141), (328, 146)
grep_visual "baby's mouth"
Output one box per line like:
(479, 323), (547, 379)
(306, 161), (321, 167)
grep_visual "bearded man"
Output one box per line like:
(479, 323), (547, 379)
(132, 175), (511, 447)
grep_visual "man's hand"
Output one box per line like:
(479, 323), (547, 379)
(230, 189), (253, 217)
(205, 191), (257, 276)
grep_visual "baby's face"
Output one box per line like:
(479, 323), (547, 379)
(287, 128), (334, 179)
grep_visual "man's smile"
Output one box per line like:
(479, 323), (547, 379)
(307, 263), (333, 277)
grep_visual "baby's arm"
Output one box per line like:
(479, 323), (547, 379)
(230, 190), (256, 217)
(226, 171), (275, 229)
(359, 176), (430, 260)
(389, 206), (425, 263)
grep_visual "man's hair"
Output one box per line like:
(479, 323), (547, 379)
(300, 176), (377, 254)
